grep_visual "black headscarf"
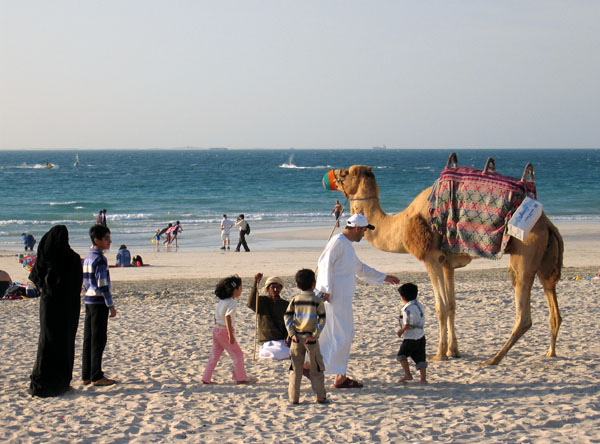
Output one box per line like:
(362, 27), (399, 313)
(29, 225), (82, 297)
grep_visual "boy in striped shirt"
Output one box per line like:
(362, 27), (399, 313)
(82, 224), (118, 387)
(284, 269), (327, 404)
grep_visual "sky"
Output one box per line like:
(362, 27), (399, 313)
(1, 1), (599, 150)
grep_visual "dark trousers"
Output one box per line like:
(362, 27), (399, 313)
(235, 232), (250, 251)
(82, 304), (109, 382)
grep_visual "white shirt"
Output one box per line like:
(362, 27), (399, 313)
(399, 300), (425, 340)
(214, 298), (237, 327)
(221, 219), (234, 235)
(315, 233), (386, 375)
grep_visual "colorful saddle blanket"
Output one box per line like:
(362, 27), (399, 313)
(428, 166), (536, 259)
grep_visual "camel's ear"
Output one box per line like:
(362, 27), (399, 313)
(348, 165), (372, 177)
(348, 165), (360, 176)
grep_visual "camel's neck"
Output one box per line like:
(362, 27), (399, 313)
(347, 182), (408, 253)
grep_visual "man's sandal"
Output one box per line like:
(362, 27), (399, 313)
(333, 377), (363, 388)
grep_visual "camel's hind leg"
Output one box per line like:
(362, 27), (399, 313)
(539, 275), (561, 357)
(481, 269), (535, 366)
(537, 224), (563, 358)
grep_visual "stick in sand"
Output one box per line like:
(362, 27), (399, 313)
(252, 273), (262, 361)
(253, 274), (260, 360)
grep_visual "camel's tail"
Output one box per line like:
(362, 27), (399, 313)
(540, 218), (563, 285)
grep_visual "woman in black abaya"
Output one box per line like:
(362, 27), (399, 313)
(28, 225), (83, 397)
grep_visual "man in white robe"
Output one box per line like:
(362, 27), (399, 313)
(316, 213), (399, 388)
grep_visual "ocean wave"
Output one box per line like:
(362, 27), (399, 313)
(44, 201), (79, 206)
(279, 163), (333, 169)
(107, 213), (154, 221)
(550, 215), (600, 222)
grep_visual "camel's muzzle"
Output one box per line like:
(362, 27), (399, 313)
(322, 170), (339, 191)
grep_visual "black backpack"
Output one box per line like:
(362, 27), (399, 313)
(245, 223), (251, 235)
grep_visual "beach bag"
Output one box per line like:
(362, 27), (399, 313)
(133, 255), (144, 266)
(245, 223), (251, 235)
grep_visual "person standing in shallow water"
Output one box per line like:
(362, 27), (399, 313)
(96, 209), (107, 227)
(28, 225), (83, 397)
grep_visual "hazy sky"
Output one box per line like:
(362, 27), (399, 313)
(1, 1), (599, 150)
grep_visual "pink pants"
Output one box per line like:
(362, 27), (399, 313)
(202, 327), (247, 383)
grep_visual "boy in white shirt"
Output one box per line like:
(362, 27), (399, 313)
(396, 283), (427, 384)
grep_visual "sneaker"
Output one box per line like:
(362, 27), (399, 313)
(220, 247), (225, 250)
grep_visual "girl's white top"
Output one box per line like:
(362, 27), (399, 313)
(214, 298), (237, 327)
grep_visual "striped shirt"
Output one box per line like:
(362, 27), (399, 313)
(284, 290), (326, 339)
(83, 248), (113, 307)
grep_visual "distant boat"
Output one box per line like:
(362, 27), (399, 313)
(45, 162), (54, 169)
(74, 154), (79, 166)
(372, 145), (387, 150)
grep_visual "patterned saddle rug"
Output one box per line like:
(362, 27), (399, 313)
(428, 154), (536, 259)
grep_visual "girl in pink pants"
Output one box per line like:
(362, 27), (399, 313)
(202, 275), (248, 384)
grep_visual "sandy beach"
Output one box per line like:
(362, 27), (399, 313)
(1, 221), (599, 443)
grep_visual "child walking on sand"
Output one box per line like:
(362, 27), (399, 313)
(202, 275), (249, 384)
(396, 283), (427, 384)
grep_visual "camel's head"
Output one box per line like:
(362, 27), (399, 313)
(322, 165), (377, 198)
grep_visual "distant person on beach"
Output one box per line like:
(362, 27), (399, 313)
(82, 224), (118, 387)
(316, 213), (399, 388)
(116, 245), (131, 267)
(284, 268), (327, 404)
(248, 273), (289, 359)
(96, 209), (107, 227)
(21, 233), (36, 251)
(169, 221), (183, 247)
(234, 214), (250, 252)
(28, 225), (82, 397)
(220, 214), (234, 250)
(331, 200), (343, 227)
(396, 283), (427, 384)
(202, 275), (249, 384)
(153, 229), (161, 246)
(162, 223), (173, 246)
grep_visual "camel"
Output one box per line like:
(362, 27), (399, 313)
(325, 163), (563, 365)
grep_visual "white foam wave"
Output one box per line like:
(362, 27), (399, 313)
(279, 163), (333, 169)
(45, 201), (78, 206)
(107, 213), (154, 221)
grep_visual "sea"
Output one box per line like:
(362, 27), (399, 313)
(1, 149), (598, 252)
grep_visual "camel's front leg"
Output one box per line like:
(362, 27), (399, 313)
(481, 270), (534, 366)
(442, 266), (460, 358)
(425, 257), (450, 361)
